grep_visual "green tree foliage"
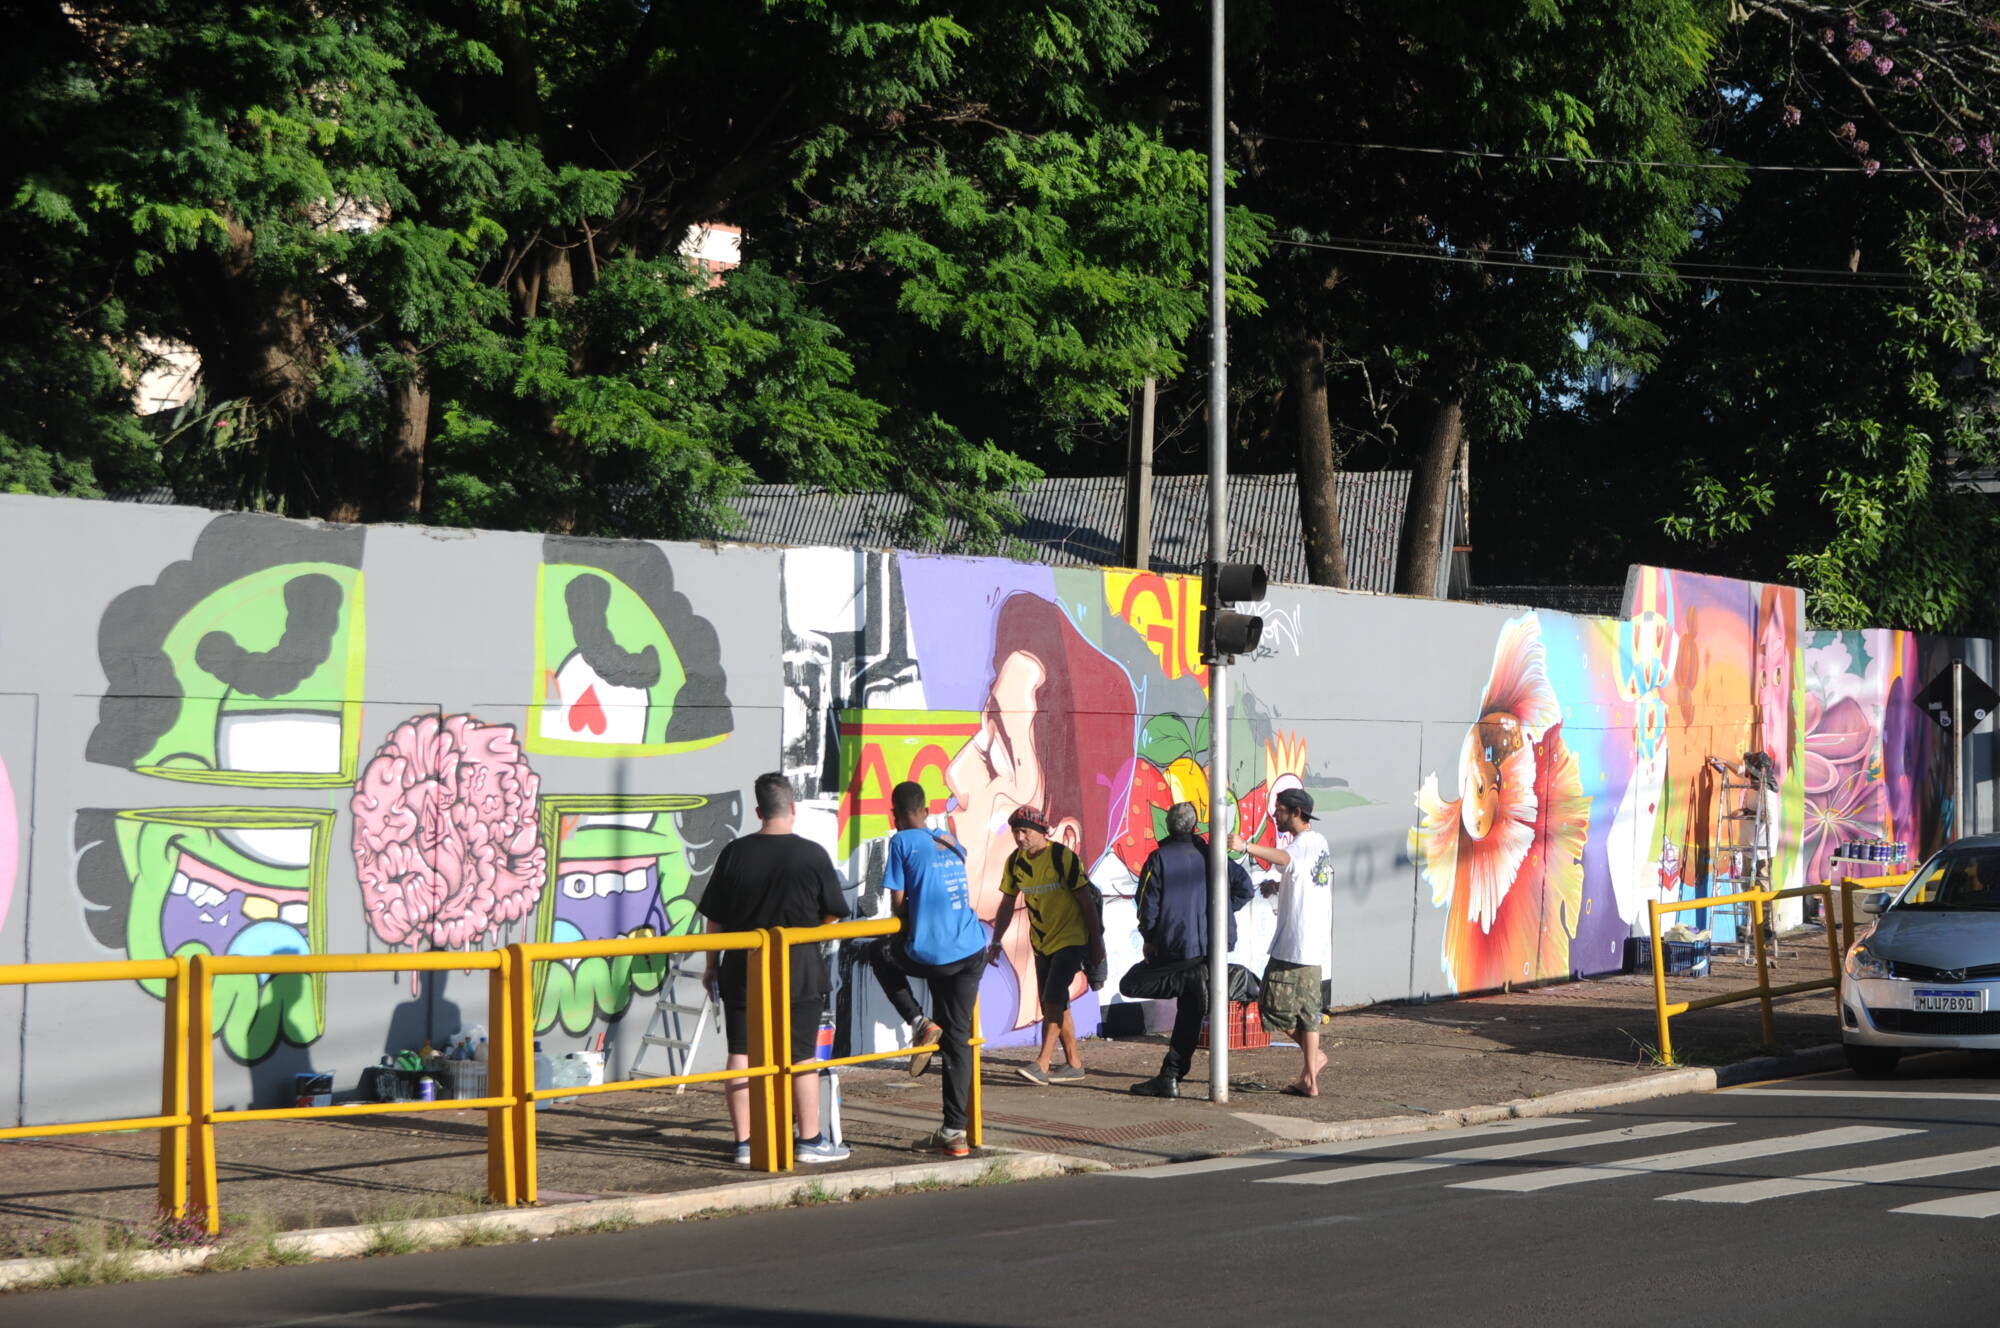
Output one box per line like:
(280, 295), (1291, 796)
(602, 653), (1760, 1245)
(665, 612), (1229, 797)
(1, 2), (1263, 541)
(1206, 0), (1728, 590)
(1593, 3), (2000, 632)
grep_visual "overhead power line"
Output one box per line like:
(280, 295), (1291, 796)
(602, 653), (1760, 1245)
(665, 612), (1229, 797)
(1271, 235), (1928, 292)
(1245, 132), (1995, 177)
(1302, 233), (1925, 283)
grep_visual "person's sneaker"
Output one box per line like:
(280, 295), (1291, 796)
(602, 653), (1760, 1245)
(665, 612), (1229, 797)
(1129, 1074), (1179, 1099)
(1015, 1062), (1050, 1085)
(908, 1019), (944, 1078)
(1046, 1063), (1086, 1084)
(733, 1141), (752, 1166)
(921, 1128), (971, 1158)
(795, 1135), (851, 1165)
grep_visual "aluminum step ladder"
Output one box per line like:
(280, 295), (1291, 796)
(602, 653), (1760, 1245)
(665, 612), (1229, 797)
(628, 954), (717, 1089)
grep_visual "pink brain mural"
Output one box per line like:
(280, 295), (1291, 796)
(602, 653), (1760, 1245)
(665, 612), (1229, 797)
(352, 714), (545, 950)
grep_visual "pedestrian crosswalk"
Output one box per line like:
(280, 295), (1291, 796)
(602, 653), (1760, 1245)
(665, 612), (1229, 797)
(1107, 1112), (2000, 1218)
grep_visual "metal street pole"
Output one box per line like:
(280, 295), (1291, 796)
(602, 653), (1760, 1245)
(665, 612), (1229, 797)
(1206, 0), (1231, 1106)
(1952, 660), (1968, 840)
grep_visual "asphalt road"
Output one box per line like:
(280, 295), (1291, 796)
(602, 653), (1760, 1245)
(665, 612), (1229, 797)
(15, 1053), (2000, 1327)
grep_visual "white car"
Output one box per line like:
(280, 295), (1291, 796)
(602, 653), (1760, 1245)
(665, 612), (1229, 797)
(1840, 836), (2000, 1077)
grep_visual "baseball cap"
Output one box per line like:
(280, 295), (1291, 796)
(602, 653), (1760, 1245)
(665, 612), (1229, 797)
(1006, 806), (1053, 835)
(1274, 788), (1316, 821)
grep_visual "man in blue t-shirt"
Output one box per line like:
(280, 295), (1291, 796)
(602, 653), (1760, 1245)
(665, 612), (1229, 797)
(858, 780), (990, 1156)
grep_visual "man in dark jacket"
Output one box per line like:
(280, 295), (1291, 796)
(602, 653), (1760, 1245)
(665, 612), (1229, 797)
(1128, 802), (1255, 1098)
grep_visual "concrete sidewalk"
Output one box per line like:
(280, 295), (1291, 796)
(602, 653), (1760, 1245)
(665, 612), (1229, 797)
(0, 933), (1847, 1260)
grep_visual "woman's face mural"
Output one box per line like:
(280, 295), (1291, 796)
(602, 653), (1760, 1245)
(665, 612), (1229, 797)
(940, 591), (1137, 1032)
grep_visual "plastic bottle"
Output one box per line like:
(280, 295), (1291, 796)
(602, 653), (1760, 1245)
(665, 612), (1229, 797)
(473, 1037), (488, 1063)
(533, 1040), (558, 1091)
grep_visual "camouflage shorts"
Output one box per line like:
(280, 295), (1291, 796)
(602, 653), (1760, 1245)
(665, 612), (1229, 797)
(1259, 959), (1324, 1036)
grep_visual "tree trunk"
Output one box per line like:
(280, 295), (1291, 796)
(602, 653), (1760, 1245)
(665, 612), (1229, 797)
(183, 216), (353, 517)
(1395, 392), (1465, 598)
(1292, 337), (1349, 588)
(380, 338), (430, 522)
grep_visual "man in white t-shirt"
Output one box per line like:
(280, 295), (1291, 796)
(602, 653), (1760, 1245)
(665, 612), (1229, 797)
(1231, 788), (1333, 1097)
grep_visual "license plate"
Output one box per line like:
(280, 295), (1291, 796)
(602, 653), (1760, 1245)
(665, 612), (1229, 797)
(1914, 989), (1986, 1013)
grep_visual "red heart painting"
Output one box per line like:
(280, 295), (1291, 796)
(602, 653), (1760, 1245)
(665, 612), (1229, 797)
(568, 684), (608, 735)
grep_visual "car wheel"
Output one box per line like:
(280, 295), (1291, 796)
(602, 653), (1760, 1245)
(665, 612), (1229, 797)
(1843, 1044), (1901, 1078)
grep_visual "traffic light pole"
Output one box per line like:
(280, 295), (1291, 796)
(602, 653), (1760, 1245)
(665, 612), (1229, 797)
(1205, 0), (1232, 1107)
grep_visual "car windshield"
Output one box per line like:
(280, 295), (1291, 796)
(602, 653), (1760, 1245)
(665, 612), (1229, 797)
(1897, 850), (2000, 910)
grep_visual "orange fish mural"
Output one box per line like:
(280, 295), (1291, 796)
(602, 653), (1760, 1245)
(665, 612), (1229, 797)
(1411, 614), (1591, 991)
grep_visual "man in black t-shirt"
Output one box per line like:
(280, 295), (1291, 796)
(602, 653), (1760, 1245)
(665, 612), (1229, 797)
(701, 772), (852, 1165)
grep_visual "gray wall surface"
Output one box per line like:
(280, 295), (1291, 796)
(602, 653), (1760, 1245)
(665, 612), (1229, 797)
(0, 495), (1989, 1124)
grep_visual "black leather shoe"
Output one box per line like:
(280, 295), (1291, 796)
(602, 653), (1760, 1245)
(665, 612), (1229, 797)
(1129, 1074), (1179, 1098)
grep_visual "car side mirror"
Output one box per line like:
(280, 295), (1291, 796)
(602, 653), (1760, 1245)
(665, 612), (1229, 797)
(1857, 892), (1892, 916)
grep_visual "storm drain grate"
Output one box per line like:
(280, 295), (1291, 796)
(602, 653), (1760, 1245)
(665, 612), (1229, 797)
(982, 1113), (1210, 1146)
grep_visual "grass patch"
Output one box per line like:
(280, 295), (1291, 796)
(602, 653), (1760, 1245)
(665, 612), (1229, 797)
(561, 1210), (639, 1235)
(360, 1224), (424, 1259)
(891, 1175), (951, 1195)
(207, 1213), (311, 1273)
(1619, 1028), (1677, 1068)
(791, 1181), (838, 1206)
(352, 1190), (487, 1226)
(451, 1221), (514, 1248)
(971, 1160), (1013, 1187)
(28, 1222), (148, 1288)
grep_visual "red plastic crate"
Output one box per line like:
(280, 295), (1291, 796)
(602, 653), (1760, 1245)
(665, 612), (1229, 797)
(1197, 999), (1271, 1050)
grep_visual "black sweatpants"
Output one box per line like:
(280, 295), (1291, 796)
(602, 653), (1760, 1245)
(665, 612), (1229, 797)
(1161, 960), (1212, 1082)
(859, 939), (984, 1133)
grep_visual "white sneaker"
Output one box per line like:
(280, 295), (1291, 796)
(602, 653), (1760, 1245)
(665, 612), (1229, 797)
(796, 1136), (851, 1164)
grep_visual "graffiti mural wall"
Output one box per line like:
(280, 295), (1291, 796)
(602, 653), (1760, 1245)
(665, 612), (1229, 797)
(0, 492), (1991, 1122)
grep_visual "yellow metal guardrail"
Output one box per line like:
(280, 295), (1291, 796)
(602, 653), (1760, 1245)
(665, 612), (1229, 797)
(186, 949), (518, 1231)
(1647, 883), (1841, 1066)
(0, 917), (960, 1231)
(505, 929), (779, 1201)
(768, 920), (985, 1168)
(0, 957), (192, 1217)
(1834, 870), (1916, 956)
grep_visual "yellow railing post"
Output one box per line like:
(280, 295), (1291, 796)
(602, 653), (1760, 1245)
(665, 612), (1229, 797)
(1751, 889), (1776, 1046)
(1839, 879), (1856, 956)
(746, 930), (781, 1172)
(156, 954), (190, 1219)
(775, 928), (796, 1172)
(967, 996), (984, 1150)
(1649, 900), (1673, 1066)
(1820, 884), (1843, 1011)
(486, 947), (516, 1207)
(506, 942), (537, 1204)
(186, 954), (220, 1234)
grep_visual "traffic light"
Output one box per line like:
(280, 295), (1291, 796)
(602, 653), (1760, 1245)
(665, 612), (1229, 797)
(1200, 560), (1266, 662)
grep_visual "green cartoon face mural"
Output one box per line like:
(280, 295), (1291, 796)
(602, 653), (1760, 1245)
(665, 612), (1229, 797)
(110, 808), (332, 1061)
(134, 564), (364, 784)
(88, 516), (365, 786)
(534, 796), (703, 1034)
(529, 538), (733, 757)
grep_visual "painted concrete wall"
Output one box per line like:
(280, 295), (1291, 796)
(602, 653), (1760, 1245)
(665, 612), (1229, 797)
(0, 494), (1990, 1124)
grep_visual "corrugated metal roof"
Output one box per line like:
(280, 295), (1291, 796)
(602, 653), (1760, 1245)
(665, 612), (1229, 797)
(1466, 584), (1626, 617)
(107, 471), (1461, 595)
(727, 472), (1459, 594)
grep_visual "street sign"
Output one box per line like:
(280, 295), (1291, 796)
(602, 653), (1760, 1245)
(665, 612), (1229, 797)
(1913, 665), (2000, 732)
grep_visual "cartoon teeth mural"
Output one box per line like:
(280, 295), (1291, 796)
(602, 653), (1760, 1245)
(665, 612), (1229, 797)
(78, 807), (333, 1062)
(534, 796), (705, 1035)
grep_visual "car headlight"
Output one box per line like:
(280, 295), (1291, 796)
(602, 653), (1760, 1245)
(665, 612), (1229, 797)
(1844, 943), (1890, 980)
